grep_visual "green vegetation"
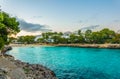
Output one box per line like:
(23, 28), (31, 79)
(17, 36), (35, 44)
(0, 37), (4, 49)
(17, 28), (120, 44)
(38, 28), (120, 44)
(0, 11), (20, 49)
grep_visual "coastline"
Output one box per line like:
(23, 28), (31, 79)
(0, 54), (57, 79)
(1, 43), (119, 78)
(10, 43), (120, 49)
(56, 44), (120, 49)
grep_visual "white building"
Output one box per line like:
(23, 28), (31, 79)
(62, 31), (72, 38)
(34, 35), (43, 41)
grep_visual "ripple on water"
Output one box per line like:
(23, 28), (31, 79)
(56, 67), (119, 79)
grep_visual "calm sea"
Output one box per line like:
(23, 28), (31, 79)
(8, 46), (120, 79)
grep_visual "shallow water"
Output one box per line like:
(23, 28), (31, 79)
(8, 46), (120, 79)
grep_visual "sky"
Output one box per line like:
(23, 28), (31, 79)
(0, 0), (120, 36)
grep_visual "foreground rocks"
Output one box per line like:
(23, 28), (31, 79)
(1, 46), (12, 56)
(0, 55), (57, 79)
(13, 60), (57, 79)
(0, 55), (27, 79)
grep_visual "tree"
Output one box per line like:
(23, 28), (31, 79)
(37, 38), (45, 43)
(51, 35), (61, 44)
(85, 30), (92, 43)
(0, 37), (4, 49)
(17, 36), (35, 44)
(69, 34), (78, 43)
(91, 32), (103, 44)
(0, 11), (20, 49)
(100, 28), (115, 43)
(59, 38), (68, 44)
(78, 30), (81, 35)
(8, 37), (17, 43)
(111, 34), (120, 44)
(78, 35), (85, 43)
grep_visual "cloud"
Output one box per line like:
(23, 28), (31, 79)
(78, 20), (83, 23)
(32, 16), (42, 19)
(80, 25), (100, 30)
(113, 20), (120, 23)
(18, 19), (52, 32)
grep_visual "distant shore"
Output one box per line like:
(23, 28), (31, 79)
(56, 44), (120, 49)
(10, 43), (120, 49)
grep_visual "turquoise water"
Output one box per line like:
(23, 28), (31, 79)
(8, 46), (120, 79)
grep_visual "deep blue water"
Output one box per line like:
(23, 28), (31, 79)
(8, 46), (120, 79)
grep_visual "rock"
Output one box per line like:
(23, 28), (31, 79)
(0, 46), (12, 56)
(0, 69), (7, 79)
(0, 55), (27, 79)
(3, 55), (57, 79)
(9, 68), (27, 79)
(0, 53), (57, 79)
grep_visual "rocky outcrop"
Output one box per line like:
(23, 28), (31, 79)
(0, 55), (27, 79)
(0, 69), (7, 79)
(13, 60), (57, 79)
(1, 46), (12, 55)
(0, 55), (57, 79)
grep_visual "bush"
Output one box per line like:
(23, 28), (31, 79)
(0, 37), (4, 49)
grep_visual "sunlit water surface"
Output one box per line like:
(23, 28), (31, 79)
(8, 46), (120, 79)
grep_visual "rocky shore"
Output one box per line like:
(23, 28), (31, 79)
(10, 43), (120, 49)
(0, 55), (57, 79)
(56, 44), (120, 49)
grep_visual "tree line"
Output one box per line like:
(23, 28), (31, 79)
(17, 28), (120, 44)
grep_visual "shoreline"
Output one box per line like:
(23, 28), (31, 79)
(10, 43), (120, 49)
(56, 44), (120, 49)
